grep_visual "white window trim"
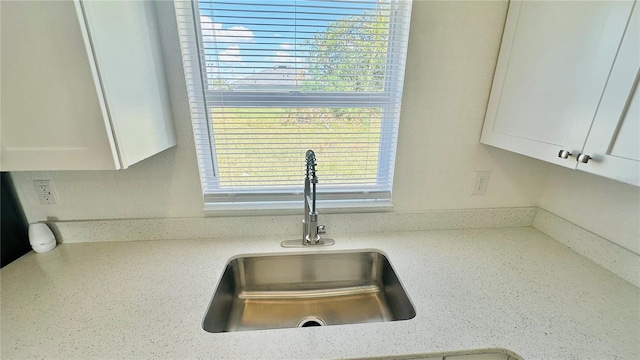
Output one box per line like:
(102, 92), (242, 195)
(174, 0), (412, 213)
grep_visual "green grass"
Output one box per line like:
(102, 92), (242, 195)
(211, 107), (383, 188)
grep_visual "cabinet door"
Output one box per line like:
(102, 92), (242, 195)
(481, 0), (634, 168)
(577, 6), (639, 187)
(79, 0), (176, 168)
(0, 0), (120, 170)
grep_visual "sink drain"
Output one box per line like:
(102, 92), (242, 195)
(297, 316), (326, 327)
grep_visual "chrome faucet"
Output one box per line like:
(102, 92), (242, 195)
(281, 150), (334, 248)
(303, 150), (320, 244)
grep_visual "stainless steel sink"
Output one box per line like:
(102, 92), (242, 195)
(202, 250), (415, 333)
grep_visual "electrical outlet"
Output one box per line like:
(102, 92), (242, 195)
(472, 171), (490, 195)
(33, 180), (58, 205)
(39, 193), (55, 205)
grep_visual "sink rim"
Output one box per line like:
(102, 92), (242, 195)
(202, 248), (417, 333)
(222, 247), (393, 263)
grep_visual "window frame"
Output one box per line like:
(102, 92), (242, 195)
(176, 0), (412, 211)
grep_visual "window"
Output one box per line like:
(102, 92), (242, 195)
(175, 0), (412, 210)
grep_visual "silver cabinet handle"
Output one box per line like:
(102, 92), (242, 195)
(558, 150), (572, 159)
(577, 153), (592, 163)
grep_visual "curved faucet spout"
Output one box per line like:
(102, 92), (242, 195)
(305, 150), (315, 165)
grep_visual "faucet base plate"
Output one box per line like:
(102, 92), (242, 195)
(281, 238), (335, 248)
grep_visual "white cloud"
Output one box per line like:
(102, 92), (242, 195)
(266, 51), (304, 66)
(200, 16), (254, 43)
(279, 43), (293, 50)
(267, 51), (293, 62)
(219, 45), (241, 62)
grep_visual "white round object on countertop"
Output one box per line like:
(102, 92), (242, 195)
(28, 223), (57, 253)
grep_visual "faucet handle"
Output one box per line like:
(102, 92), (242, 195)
(317, 225), (326, 234)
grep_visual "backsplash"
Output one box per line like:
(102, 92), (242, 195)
(534, 209), (640, 288)
(50, 207), (537, 244)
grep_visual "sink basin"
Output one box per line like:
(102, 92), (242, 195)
(202, 250), (415, 333)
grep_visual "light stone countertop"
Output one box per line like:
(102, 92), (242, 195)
(1, 227), (638, 359)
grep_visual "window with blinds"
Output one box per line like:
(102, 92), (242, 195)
(175, 0), (412, 209)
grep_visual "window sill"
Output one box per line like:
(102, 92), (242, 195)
(202, 199), (393, 217)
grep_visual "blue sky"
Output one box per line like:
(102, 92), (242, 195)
(198, 0), (385, 79)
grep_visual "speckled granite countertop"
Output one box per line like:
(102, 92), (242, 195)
(1, 227), (638, 359)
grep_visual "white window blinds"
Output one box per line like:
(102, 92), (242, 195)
(175, 0), (412, 209)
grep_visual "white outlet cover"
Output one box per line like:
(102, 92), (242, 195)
(33, 180), (58, 205)
(472, 171), (491, 195)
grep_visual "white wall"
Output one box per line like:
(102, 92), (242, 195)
(11, 1), (549, 223)
(392, 0), (549, 212)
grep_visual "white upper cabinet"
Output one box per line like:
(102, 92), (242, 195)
(0, 0), (176, 171)
(578, 8), (640, 186)
(481, 0), (639, 186)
